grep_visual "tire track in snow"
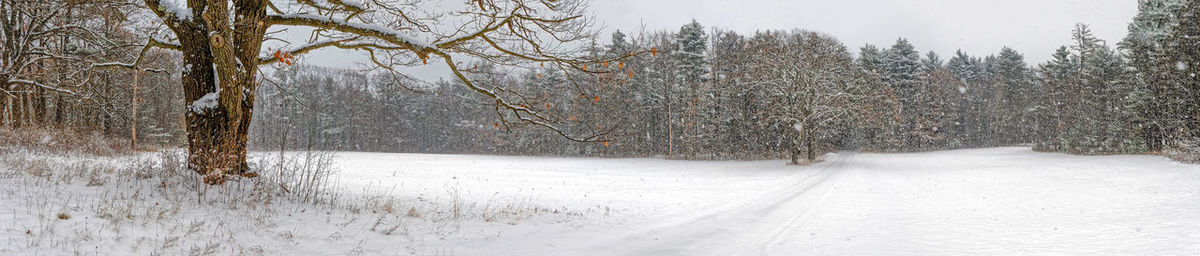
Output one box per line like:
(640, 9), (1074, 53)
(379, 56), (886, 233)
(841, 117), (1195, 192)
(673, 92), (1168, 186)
(586, 152), (854, 256)
(739, 154), (850, 256)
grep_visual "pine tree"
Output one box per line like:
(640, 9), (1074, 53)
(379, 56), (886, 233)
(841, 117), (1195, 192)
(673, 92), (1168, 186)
(947, 50), (979, 82)
(883, 39), (924, 89)
(672, 20), (711, 157)
(992, 47), (1034, 145)
(1069, 24), (1116, 152)
(923, 51), (944, 72)
(859, 44), (885, 73)
(1034, 47), (1075, 151)
(1120, 0), (1184, 151)
(1162, 0), (1200, 157)
(607, 30), (632, 58)
(882, 38), (925, 149)
(1093, 47), (1137, 152)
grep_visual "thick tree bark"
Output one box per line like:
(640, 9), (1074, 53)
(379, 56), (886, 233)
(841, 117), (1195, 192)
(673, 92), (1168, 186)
(166, 0), (267, 184)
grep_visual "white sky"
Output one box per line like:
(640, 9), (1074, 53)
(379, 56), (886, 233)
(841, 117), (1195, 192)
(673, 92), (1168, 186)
(304, 0), (1139, 80)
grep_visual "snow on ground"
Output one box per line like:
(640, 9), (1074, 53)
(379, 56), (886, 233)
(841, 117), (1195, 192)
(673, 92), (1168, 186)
(2, 147), (1200, 255)
(328, 152), (808, 254)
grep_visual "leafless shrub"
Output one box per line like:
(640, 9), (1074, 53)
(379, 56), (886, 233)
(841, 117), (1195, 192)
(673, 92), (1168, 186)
(263, 151), (341, 205)
(1166, 138), (1200, 163)
(123, 157), (158, 180)
(158, 149), (186, 175)
(446, 184), (463, 220)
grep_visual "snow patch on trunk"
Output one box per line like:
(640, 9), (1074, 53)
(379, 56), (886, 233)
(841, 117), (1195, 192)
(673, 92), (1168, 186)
(190, 86), (220, 113)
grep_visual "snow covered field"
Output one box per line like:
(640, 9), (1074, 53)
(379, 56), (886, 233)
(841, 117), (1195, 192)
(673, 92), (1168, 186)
(3, 147), (1200, 255)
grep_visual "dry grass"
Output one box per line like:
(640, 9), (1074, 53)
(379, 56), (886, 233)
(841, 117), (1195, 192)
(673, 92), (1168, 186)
(0, 127), (133, 156)
(0, 129), (590, 255)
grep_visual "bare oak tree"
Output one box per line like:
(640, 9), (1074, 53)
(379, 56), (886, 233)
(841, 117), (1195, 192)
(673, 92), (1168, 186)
(746, 31), (879, 164)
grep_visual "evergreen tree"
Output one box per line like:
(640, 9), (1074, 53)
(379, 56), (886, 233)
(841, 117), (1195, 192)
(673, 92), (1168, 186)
(859, 44), (885, 73)
(1070, 24), (1110, 152)
(992, 47), (1034, 144)
(672, 20), (711, 157)
(923, 51), (944, 72)
(675, 20), (710, 84)
(607, 30), (632, 58)
(1034, 47), (1076, 151)
(1162, 0), (1200, 157)
(883, 39), (924, 89)
(947, 50), (979, 82)
(882, 38), (925, 149)
(1120, 0), (1184, 150)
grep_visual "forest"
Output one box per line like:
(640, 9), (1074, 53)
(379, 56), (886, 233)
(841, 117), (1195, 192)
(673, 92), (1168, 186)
(2, 0), (1198, 167)
(250, 4), (1200, 164)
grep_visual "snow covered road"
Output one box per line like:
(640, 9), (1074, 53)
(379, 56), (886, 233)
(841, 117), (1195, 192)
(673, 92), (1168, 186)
(334, 148), (1200, 255)
(591, 152), (855, 256)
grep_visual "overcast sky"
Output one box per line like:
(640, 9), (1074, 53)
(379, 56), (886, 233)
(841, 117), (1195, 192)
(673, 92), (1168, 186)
(305, 0), (1138, 80)
(589, 0), (1137, 63)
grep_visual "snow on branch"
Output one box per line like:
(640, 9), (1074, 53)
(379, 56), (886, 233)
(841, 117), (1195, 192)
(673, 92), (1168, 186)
(8, 79), (77, 95)
(92, 37), (179, 73)
(146, 0), (193, 22)
(269, 13), (434, 53)
(260, 38), (359, 65)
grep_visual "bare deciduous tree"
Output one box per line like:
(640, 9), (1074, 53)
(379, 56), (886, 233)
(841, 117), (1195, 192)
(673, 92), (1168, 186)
(0, 0), (97, 127)
(745, 31), (879, 164)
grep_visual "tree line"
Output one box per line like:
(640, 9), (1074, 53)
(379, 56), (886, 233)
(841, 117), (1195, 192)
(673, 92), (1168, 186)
(248, 0), (1200, 163)
(1, 1), (185, 145)
(3, 0), (1198, 172)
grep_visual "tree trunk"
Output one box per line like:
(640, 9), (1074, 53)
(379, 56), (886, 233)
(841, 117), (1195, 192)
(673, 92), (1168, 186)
(667, 103), (674, 157)
(790, 145), (801, 165)
(790, 127), (804, 165)
(179, 43), (257, 183)
(53, 93), (64, 127)
(131, 71), (139, 149)
(170, 0), (267, 184)
(1, 81), (9, 127)
(805, 132), (816, 163)
(13, 90), (24, 128)
(33, 86), (44, 126)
